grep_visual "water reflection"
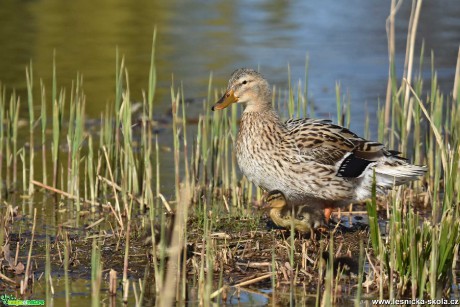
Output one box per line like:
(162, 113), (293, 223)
(0, 0), (458, 133)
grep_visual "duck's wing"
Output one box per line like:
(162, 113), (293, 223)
(284, 118), (387, 178)
(285, 118), (332, 128)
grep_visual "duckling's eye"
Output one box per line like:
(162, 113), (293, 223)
(242, 80), (248, 85)
(298, 213), (311, 220)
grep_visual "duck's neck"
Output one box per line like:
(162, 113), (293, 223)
(237, 104), (285, 150)
(269, 208), (287, 227)
(241, 104), (282, 126)
(243, 102), (275, 114)
(238, 107), (283, 147)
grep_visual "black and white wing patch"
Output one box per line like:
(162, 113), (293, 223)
(336, 153), (375, 178)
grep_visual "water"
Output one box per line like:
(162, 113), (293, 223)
(0, 0), (459, 134)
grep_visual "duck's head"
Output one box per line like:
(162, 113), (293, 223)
(211, 68), (271, 112)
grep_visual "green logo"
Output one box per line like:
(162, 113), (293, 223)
(0, 294), (45, 306)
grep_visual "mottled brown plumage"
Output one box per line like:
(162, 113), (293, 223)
(212, 68), (427, 228)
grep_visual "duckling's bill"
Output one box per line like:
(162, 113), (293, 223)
(264, 198), (285, 209)
(211, 90), (238, 110)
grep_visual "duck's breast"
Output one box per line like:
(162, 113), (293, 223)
(236, 112), (285, 191)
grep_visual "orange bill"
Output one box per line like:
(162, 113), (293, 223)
(211, 90), (238, 111)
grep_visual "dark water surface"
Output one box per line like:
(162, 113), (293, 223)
(0, 0), (459, 133)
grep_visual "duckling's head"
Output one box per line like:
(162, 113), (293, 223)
(264, 190), (290, 226)
(265, 190), (286, 210)
(212, 68), (271, 112)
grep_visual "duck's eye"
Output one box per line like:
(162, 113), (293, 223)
(242, 80), (248, 85)
(298, 213), (310, 220)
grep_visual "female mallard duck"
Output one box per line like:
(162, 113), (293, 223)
(212, 68), (426, 230)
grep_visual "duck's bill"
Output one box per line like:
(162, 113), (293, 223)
(261, 201), (271, 210)
(211, 90), (238, 111)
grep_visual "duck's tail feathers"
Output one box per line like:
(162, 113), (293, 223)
(374, 164), (427, 188)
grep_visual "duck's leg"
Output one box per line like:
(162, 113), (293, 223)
(324, 208), (333, 223)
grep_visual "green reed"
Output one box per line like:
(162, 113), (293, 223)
(0, 84), (4, 198)
(0, 211), (4, 249)
(51, 59), (65, 189)
(287, 63), (295, 117)
(171, 83), (181, 204)
(149, 136), (162, 293)
(26, 63), (34, 195)
(45, 235), (52, 302)
(120, 73), (140, 208)
(64, 232), (70, 306)
(354, 241), (364, 307)
(91, 237), (102, 307)
(148, 29), (157, 118)
(40, 80), (48, 186)
(87, 135), (96, 206)
(113, 50), (123, 181)
(19, 150), (26, 195)
(123, 202), (132, 304)
(303, 53), (310, 117)
(335, 82), (342, 127)
(68, 75), (86, 210)
(7, 93), (19, 189)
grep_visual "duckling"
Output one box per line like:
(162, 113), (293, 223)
(265, 190), (324, 235)
(321, 251), (360, 276)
